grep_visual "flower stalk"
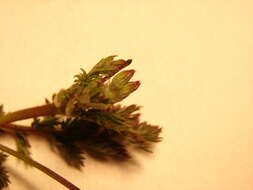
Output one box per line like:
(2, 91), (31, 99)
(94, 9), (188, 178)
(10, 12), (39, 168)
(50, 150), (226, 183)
(0, 144), (80, 190)
(0, 104), (57, 125)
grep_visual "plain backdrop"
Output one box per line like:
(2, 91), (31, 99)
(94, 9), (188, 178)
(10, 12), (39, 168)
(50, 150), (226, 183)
(1, 1), (253, 190)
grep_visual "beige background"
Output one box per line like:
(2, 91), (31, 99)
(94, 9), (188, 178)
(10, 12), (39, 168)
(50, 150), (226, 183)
(1, 0), (253, 189)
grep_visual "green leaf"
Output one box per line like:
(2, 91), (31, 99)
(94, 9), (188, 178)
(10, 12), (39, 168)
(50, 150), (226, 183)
(118, 104), (141, 115)
(53, 134), (85, 169)
(53, 89), (69, 108)
(74, 68), (87, 84)
(84, 137), (129, 159)
(32, 116), (62, 131)
(88, 105), (162, 151)
(0, 153), (10, 189)
(14, 130), (31, 158)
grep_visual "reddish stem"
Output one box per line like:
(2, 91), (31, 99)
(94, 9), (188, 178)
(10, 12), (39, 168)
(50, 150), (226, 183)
(0, 104), (58, 125)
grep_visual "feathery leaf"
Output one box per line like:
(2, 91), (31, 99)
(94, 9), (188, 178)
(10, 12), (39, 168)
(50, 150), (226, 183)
(14, 130), (31, 158)
(0, 153), (10, 189)
(53, 136), (85, 169)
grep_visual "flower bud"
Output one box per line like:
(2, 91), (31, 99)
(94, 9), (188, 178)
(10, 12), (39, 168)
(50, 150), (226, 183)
(88, 56), (132, 80)
(53, 89), (68, 108)
(110, 69), (135, 90)
(123, 81), (141, 95)
(109, 81), (140, 103)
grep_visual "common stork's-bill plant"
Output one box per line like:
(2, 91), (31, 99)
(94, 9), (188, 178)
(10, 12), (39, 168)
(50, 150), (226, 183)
(0, 56), (162, 190)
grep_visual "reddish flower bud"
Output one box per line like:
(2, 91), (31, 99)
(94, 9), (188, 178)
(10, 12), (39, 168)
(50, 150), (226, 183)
(111, 69), (136, 89)
(109, 81), (141, 103)
(109, 59), (132, 77)
(128, 81), (141, 91)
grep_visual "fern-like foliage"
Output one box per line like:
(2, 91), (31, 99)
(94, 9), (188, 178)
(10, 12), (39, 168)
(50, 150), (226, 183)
(52, 134), (85, 169)
(53, 56), (139, 115)
(33, 56), (162, 166)
(0, 56), (162, 189)
(14, 130), (31, 158)
(0, 153), (9, 189)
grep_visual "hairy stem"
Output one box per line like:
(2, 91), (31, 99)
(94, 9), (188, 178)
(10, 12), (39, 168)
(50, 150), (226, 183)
(0, 123), (42, 135)
(0, 104), (58, 125)
(0, 143), (80, 190)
